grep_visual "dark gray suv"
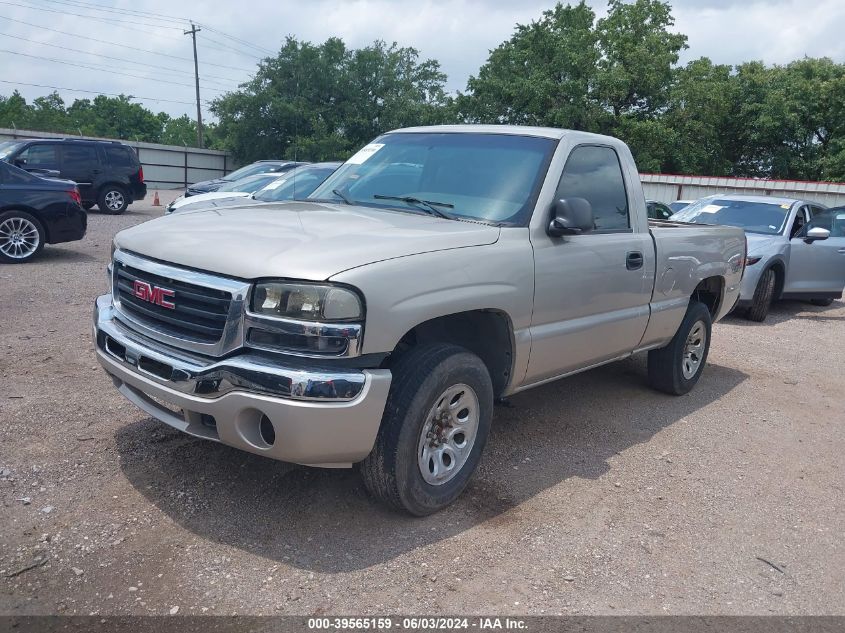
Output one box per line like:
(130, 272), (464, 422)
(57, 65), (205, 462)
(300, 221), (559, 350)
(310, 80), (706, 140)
(0, 138), (146, 214)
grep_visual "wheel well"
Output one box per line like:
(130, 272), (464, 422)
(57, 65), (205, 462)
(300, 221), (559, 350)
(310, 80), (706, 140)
(386, 310), (514, 398)
(768, 261), (786, 300)
(692, 276), (724, 317)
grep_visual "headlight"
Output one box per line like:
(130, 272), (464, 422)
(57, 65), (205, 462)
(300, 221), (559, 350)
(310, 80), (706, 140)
(251, 282), (363, 322)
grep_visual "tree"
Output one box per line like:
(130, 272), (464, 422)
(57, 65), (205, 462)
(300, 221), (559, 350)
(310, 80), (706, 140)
(210, 36), (451, 162)
(457, 1), (601, 129)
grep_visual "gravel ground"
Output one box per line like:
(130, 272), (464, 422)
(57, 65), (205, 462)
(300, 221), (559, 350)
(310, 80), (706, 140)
(1, 194), (844, 617)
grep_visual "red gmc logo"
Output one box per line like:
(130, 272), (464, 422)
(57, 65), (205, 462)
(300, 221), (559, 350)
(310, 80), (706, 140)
(133, 280), (176, 309)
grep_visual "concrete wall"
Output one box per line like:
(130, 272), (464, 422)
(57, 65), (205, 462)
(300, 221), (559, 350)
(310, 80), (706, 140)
(642, 173), (845, 207)
(0, 128), (234, 190)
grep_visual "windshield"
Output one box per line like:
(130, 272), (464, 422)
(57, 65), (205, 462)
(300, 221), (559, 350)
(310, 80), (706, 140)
(254, 166), (338, 202)
(671, 198), (791, 235)
(0, 141), (24, 160)
(223, 162), (281, 182)
(309, 132), (557, 225)
(217, 173), (279, 193)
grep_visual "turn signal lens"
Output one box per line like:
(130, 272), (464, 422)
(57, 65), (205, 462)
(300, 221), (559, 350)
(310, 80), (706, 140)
(251, 282), (363, 322)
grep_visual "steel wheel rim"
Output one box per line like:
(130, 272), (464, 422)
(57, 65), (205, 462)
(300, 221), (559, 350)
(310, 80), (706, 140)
(682, 319), (707, 379)
(105, 190), (124, 210)
(417, 383), (480, 486)
(0, 217), (40, 259)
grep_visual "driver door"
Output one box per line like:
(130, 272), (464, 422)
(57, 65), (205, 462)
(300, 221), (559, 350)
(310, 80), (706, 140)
(785, 208), (845, 296)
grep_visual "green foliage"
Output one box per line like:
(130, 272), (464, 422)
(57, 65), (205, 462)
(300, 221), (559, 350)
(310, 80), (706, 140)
(210, 37), (451, 162)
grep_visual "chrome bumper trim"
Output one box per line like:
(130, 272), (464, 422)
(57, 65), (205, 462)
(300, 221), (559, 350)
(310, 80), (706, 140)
(95, 294), (366, 402)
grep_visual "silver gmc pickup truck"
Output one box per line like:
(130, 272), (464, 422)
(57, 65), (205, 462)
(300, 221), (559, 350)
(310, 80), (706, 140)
(94, 125), (746, 515)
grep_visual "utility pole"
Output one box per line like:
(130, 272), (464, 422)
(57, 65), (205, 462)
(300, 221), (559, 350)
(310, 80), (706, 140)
(184, 22), (204, 148)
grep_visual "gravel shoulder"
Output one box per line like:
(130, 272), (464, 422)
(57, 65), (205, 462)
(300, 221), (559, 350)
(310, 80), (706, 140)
(1, 198), (844, 616)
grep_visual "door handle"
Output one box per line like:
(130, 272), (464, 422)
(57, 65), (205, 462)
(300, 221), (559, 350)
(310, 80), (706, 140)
(626, 251), (644, 270)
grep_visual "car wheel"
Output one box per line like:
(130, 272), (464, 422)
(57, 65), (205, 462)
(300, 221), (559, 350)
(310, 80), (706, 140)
(647, 301), (712, 395)
(746, 267), (776, 322)
(0, 210), (45, 264)
(810, 298), (834, 307)
(98, 186), (128, 214)
(360, 343), (494, 516)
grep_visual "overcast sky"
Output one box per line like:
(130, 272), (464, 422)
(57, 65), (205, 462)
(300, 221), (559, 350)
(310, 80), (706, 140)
(2, 0), (845, 123)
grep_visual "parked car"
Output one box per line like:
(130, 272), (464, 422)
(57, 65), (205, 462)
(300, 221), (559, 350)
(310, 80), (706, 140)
(166, 162), (341, 214)
(0, 138), (145, 214)
(670, 194), (843, 321)
(93, 125), (745, 515)
(0, 160), (86, 263)
(183, 160), (303, 197)
(668, 200), (694, 213)
(647, 200), (674, 220)
(166, 172), (290, 213)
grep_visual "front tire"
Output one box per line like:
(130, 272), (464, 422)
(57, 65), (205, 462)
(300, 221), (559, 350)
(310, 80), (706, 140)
(648, 301), (712, 395)
(360, 343), (494, 516)
(0, 210), (45, 263)
(98, 186), (128, 214)
(746, 267), (776, 322)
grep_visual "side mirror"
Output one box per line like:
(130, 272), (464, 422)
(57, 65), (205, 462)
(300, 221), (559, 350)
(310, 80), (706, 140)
(548, 197), (594, 237)
(804, 227), (830, 243)
(13, 158), (26, 168)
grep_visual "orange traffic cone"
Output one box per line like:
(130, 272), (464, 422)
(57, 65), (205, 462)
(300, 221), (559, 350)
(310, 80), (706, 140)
(153, 191), (161, 206)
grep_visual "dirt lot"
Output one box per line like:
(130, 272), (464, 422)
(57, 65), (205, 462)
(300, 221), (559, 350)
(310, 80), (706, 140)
(1, 195), (844, 617)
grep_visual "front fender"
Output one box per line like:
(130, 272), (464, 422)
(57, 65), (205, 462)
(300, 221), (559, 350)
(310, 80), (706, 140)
(329, 228), (535, 369)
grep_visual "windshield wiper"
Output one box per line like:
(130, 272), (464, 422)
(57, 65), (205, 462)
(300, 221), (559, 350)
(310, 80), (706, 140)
(372, 194), (455, 219)
(332, 188), (354, 205)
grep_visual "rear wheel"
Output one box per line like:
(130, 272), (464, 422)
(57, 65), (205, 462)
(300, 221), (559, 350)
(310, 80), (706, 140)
(648, 301), (712, 395)
(98, 185), (128, 214)
(360, 343), (493, 516)
(746, 267), (776, 322)
(0, 210), (45, 263)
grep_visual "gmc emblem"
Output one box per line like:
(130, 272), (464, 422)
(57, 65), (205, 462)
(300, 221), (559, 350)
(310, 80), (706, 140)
(133, 280), (176, 309)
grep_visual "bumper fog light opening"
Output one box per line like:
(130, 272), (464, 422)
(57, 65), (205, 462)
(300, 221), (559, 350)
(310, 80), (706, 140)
(259, 415), (276, 447)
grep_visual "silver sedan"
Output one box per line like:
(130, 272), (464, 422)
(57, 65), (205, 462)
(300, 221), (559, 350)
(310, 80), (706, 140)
(670, 194), (845, 321)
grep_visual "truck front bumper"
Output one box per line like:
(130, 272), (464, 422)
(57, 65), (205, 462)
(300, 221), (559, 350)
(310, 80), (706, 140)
(94, 294), (391, 467)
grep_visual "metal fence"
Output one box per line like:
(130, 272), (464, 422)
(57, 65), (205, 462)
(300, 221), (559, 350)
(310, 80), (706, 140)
(0, 127), (233, 189)
(642, 173), (845, 207)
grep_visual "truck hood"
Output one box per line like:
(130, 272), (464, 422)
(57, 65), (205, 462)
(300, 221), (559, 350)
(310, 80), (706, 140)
(746, 233), (783, 255)
(115, 201), (501, 281)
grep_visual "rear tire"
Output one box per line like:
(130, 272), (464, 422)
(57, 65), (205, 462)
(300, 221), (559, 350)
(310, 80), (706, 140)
(746, 267), (776, 322)
(98, 185), (128, 214)
(648, 301), (712, 395)
(810, 298), (834, 307)
(360, 343), (493, 516)
(0, 210), (45, 264)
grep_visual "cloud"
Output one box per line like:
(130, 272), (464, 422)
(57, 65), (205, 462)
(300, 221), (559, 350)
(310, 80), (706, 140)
(1, 0), (844, 122)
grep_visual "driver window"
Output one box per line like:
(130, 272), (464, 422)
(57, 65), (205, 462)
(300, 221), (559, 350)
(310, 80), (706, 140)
(795, 209), (835, 238)
(789, 207), (808, 239)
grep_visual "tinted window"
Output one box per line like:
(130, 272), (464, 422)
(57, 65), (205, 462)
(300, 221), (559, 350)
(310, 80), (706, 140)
(311, 133), (556, 225)
(255, 167), (336, 202)
(647, 201), (673, 220)
(62, 144), (100, 168)
(17, 144), (59, 167)
(223, 162), (285, 181)
(672, 198), (790, 235)
(105, 145), (136, 168)
(797, 208), (845, 238)
(556, 145), (629, 231)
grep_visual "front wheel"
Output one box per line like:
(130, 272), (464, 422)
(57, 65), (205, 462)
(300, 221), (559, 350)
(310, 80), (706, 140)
(360, 343), (493, 516)
(648, 301), (712, 395)
(746, 267), (776, 322)
(98, 186), (128, 214)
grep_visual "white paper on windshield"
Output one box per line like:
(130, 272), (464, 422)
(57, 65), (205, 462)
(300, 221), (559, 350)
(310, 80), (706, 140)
(262, 179), (286, 190)
(698, 204), (723, 214)
(346, 143), (384, 165)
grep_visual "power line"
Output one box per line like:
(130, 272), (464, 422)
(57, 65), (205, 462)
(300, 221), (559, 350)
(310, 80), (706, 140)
(0, 79), (197, 106)
(197, 33), (266, 60)
(198, 24), (275, 56)
(0, 0), (185, 31)
(0, 49), (233, 94)
(0, 15), (255, 72)
(33, 0), (189, 24)
(0, 32), (244, 86)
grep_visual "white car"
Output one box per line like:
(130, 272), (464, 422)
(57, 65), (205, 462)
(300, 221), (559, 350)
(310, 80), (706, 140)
(165, 172), (285, 214)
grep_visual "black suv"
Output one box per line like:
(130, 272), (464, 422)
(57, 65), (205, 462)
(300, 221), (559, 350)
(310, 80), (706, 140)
(0, 139), (146, 214)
